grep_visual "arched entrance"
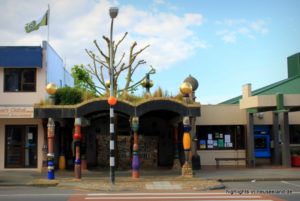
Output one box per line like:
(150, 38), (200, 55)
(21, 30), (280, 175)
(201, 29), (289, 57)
(85, 112), (131, 170)
(139, 110), (182, 168)
(34, 98), (200, 173)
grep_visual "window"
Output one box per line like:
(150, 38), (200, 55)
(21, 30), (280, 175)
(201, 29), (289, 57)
(196, 125), (245, 150)
(4, 68), (36, 92)
(290, 125), (300, 144)
(5, 125), (37, 168)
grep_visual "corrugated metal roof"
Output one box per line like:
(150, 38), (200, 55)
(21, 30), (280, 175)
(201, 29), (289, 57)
(220, 75), (300, 104)
(0, 46), (42, 68)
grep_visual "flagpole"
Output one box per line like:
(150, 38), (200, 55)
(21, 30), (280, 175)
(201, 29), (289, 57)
(47, 4), (50, 43)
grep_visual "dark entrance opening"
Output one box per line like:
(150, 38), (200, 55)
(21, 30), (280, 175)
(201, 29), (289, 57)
(85, 112), (131, 170)
(140, 110), (181, 168)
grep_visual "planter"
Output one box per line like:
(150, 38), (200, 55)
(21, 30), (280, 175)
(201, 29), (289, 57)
(291, 156), (300, 167)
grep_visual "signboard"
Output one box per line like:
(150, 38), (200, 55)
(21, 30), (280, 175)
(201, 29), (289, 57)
(0, 107), (33, 118)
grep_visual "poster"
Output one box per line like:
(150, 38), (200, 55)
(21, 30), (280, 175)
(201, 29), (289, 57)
(217, 139), (224, 148)
(225, 134), (231, 143)
(226, 142), (233, 147)
(208, 133), (212, 140)
(199, 140), (206, 149)
(28, 133), (33, 140)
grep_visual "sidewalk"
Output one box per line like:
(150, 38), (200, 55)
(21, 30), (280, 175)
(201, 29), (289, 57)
(0, 167), (299, 191)
(195, 166), (300, 182)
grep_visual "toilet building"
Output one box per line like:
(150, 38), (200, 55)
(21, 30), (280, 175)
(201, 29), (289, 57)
(0, 41), (299, 172)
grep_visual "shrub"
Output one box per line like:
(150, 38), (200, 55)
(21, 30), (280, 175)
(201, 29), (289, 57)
(81, 90), (97, 101)
(153, 87), (163, 97)
(54, 87), (83, 105)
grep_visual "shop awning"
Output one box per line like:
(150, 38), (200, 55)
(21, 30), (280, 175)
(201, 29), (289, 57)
(0, 46), (42, 68)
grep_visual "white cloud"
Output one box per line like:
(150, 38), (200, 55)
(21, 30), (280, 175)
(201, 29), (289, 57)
(216, 18), (269, 43)
(222, 32), (236, 44)
(0, 0), (204, 72)
(250, 20), (269, 34)
(153, 0), (166, 5)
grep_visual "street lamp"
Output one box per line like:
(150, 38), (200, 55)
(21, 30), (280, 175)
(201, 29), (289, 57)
(108, 6), (118, 185)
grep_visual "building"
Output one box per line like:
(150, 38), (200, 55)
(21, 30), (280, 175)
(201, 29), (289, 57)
(1, 41), (299, 173)
(196, 52), (300, 167)
(0, 41), (73, 170)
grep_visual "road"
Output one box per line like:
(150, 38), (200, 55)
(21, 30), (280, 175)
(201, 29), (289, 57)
(1, 180), (300, 201)
(0, 188), (285, 201)
(223, 180), (300, 201)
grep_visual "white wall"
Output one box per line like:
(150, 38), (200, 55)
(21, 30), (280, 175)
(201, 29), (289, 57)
(196, 104), (247, 125)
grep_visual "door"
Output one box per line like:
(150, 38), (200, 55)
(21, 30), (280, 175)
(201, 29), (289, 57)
(5, 125), (37, 168)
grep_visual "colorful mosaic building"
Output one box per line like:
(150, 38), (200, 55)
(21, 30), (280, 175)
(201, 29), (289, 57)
(0, 42), (300, 177)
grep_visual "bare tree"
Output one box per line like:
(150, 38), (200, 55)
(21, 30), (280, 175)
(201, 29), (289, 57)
(84, 32), (155, 97)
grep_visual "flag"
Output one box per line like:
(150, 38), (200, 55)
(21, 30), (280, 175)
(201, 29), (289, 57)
(25, 10), (48, 33)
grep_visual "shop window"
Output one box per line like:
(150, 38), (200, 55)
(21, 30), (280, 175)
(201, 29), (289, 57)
(4, 68), (36, 92)
(290, 125), (300, 144)
(5, 125), (37, 168)
(196, 125), (245, 150)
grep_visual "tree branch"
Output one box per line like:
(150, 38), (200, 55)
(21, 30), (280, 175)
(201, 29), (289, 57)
(132, 44), (150, 57)
(131, 60), (146, 77)
(114, 32), (128, 56)
(118, 66), (155, 93)
(115, 52), (125, 68)
(94, 39), (109, 63)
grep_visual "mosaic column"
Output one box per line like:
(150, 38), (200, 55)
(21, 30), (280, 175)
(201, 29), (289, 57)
(74, 118), (82, 179)
(131, 117), (140, 178)
(172, 124), (181, 169)
(182, 116), (193, 177)
(47, 118), (55, 180)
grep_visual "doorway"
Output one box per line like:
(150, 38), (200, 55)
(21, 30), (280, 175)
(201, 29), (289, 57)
(5, 125), (37, 168)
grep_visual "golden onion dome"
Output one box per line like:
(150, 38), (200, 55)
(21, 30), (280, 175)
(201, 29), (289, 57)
(46, 83), (58, 95)
(141, 78), (147, 88)
(105, 80), (110, 88)
(141, 79), (154, 88)
(149, 80), (154, 88)
(180, 82), (193, 95)
(184, 74), (198, 91)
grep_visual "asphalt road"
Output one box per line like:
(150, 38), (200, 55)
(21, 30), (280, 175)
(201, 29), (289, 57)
(0, 185), (292, 201)
(223, 180), (300, 201)
(0, 187), (76, 201)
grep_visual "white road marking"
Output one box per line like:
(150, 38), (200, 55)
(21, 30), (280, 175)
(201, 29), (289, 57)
(85, 195), (261, 200)
(88, 192), (228, 196)
(86, 199), (271, 201)
(281, 181), (300, 188)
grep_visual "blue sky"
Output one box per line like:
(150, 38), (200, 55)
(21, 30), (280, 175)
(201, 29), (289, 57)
(0, 0), (299, 103)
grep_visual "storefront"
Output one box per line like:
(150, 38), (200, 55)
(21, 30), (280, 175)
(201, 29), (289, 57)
(0, 106), (44, 170)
